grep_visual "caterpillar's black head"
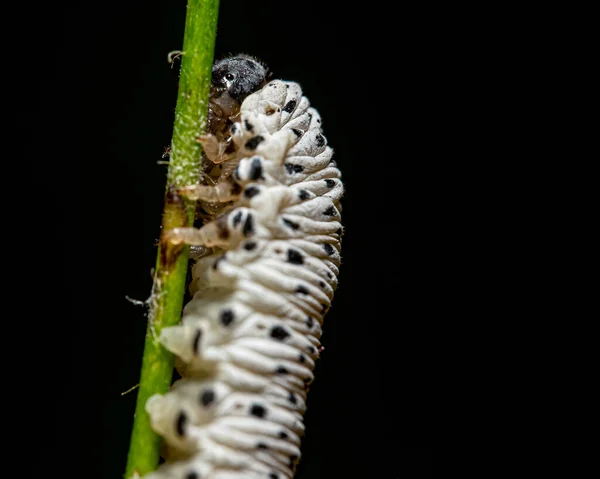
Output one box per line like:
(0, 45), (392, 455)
(211, 54), (269, 116)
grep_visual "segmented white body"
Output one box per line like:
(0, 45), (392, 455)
(145, 80), (343, 479)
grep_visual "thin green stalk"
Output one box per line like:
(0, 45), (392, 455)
(125, 1), (220, 477)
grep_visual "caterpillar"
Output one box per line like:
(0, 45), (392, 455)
(144, 55), (344, 479)
(191, 54), (270, 222)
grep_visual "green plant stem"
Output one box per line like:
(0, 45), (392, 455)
(125, 1), (219, 477)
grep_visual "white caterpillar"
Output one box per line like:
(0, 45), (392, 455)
(144, 56), (343, 479)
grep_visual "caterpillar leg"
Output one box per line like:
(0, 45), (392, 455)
(165, 226), (216, 247)
(189, 245), (210, 260)
(179, 179), (238, 204)
(166, 205), (260, 250)
(197, 133), (232, 164)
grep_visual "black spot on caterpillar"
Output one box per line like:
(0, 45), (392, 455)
(243, 240), (257, 251)
(145, 59), (344, 479)
(287, 249), (304, 264)
(283, 99), (296, 113)
(192, 330), (202, 355)
(219, 309), (234, 326)
(250, 404), (267, 418)
(248, 157), (263, 180)
(298, 189), (310, 200)
(284, 163), (304, 174)
(245, 135), (265, 150)
(270, 325), (291, 341)
(282, 218), (300, 230)
(243, 185), (260, 198)
(200, 389), (215, 407)
(242, 213), (254, 237)
(175, 411), (187, 437)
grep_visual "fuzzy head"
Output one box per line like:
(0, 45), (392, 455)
(210, 54), (269, 116)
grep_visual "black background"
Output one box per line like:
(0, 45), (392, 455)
(23, 1), (441, 477)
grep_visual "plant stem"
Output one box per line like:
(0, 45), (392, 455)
(125, 1), (219, 477)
